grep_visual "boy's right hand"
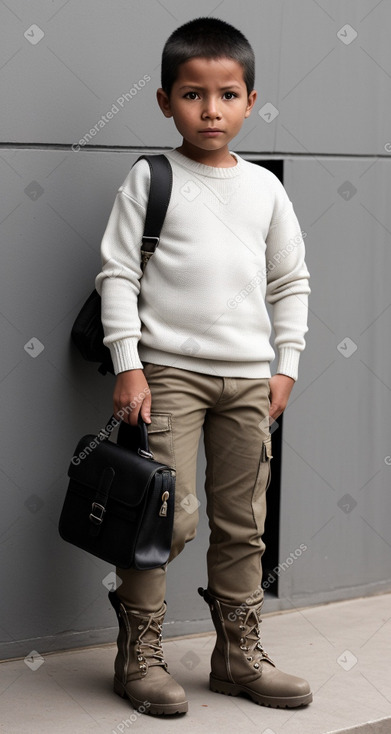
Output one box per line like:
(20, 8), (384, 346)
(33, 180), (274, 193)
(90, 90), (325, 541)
(113, 369), (151, 426)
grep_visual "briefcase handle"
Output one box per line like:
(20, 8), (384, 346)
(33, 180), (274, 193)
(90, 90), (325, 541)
(136, 414), (153, 459)
(100, 414), (154, 460)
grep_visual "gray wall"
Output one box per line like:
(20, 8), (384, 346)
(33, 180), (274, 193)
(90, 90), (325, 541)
(1, 0), (390, 660)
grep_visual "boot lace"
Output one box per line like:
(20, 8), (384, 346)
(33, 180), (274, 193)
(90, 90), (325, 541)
(237, 608), (275, 670)
(136, 615), (168, 676)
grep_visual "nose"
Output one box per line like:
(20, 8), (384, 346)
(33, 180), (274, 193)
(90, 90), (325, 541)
(201, 96), (222, 120)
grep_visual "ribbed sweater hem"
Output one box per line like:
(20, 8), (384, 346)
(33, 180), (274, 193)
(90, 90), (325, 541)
(110, 341), (302, 380)
(138, 346), (272, 379)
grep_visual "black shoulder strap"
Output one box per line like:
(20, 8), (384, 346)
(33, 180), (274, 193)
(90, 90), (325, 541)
(135, 154), (173, 272)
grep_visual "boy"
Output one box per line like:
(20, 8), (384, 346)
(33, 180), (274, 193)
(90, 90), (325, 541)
(95, 16), (312, 716)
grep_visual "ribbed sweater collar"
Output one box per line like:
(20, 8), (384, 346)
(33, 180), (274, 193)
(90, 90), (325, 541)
(164, 148), (243, 178)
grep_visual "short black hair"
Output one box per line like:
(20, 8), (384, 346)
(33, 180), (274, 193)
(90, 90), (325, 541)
(161, 17), (255, 98)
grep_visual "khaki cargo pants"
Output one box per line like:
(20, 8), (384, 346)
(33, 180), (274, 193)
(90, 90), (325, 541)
(116, 363), (272, 611)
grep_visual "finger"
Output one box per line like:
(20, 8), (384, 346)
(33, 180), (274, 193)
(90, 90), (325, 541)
(113, 401), (122, 422)
(115, 400), (133, 425)
(140, 393), (152, 424)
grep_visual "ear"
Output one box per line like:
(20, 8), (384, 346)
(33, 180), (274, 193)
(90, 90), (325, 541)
(156, 88), (173, 118)
(244, 90), (257, 118)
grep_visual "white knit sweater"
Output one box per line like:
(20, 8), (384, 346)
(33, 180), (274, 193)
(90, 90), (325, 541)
(95, 149), (310, 380)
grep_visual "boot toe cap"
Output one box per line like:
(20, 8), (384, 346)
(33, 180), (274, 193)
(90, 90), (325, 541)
(257, 660), (312, 703)
(129, 668), (188, 708)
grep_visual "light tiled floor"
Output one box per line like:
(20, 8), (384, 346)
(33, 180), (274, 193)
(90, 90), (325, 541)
(1, 593), (390, 734)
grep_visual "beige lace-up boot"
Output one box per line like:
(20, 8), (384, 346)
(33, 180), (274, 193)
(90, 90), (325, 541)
(109, 591), (188, 715)
(199, 588), (312, 708)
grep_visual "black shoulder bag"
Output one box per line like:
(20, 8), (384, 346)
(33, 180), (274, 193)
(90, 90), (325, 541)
(71, 154), (173, 375)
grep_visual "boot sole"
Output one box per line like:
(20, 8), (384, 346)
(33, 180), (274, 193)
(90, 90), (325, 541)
(113, 676), (188, 716)
(210, 675), (313, 708)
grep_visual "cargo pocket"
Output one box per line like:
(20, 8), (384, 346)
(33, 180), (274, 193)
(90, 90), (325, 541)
(147, 412), (176, 471)
(252, 434), (273, 533)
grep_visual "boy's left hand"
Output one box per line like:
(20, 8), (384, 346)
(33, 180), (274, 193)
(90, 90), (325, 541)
(269, 374), (295, 420)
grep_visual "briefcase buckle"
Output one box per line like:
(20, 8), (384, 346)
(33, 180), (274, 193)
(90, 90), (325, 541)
(89, 502), (106, 525)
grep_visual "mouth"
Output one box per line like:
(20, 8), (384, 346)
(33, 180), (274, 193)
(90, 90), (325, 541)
(199, 129), (224, 135)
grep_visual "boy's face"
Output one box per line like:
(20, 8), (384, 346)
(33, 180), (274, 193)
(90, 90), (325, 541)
(157, 57), (257, 164)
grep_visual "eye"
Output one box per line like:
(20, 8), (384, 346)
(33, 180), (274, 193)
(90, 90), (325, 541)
(183, 91), (199, 100)
(223, 92), (238, 100)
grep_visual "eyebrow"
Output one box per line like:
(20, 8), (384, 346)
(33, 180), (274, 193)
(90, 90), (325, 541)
(178, 84), (243, 91)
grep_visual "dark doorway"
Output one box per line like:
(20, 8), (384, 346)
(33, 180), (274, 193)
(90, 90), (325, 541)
(252, 158), (284, 597)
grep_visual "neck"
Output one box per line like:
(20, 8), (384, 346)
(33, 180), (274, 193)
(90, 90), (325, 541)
(176, 141), (237, 168)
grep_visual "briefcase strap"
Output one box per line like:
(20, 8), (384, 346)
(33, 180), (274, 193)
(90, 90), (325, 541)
(89, 466), (115, 536)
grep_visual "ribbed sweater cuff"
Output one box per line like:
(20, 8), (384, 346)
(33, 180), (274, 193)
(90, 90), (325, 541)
(110, 339), (143, 374)
(276, 347), (301, 382)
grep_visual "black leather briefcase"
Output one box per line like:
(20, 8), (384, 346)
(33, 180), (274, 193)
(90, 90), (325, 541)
(59, 416), (175, 569)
